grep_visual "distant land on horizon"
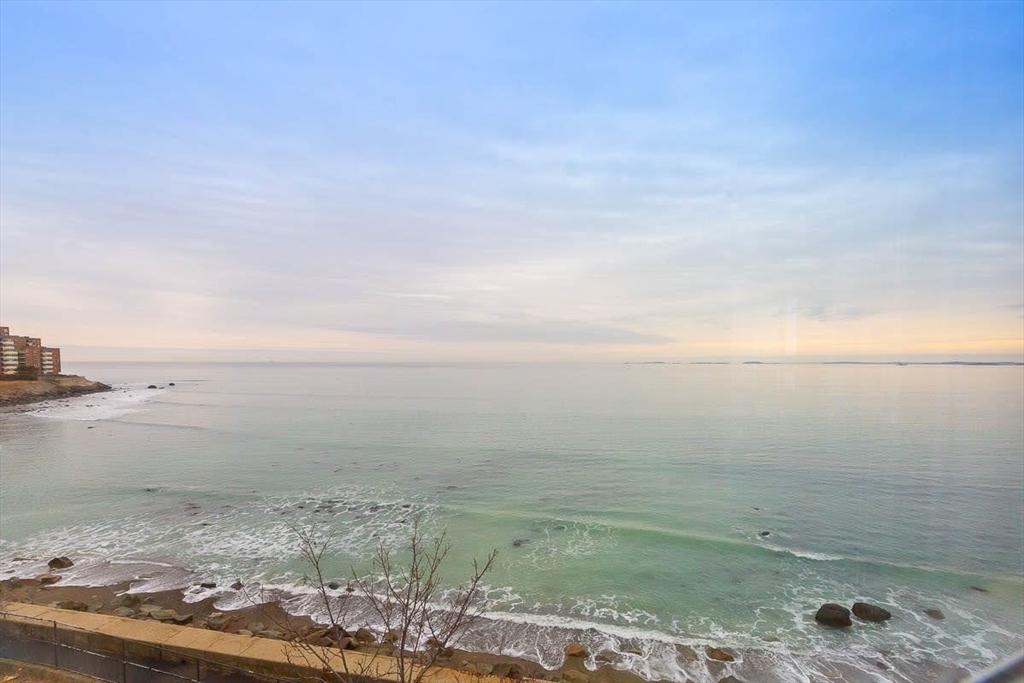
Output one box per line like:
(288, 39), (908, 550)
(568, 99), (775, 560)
(58, 357), (1024, 367)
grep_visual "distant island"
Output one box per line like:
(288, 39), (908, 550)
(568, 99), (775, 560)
(625, 360), (1023, 366)
(0, 324), (111, 407)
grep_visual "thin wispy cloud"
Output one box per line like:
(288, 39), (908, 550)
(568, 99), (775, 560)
(1, 1), (1021, 360)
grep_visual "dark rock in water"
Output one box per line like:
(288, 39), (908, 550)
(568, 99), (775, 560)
(814, 603), (852, 627)
(969, 585), (990, 593)
(564, 643), (588, 657)
(169, 382), (175, 386)
(147, 385), (158, 389)
(705, 646), (735, 662)
(512, 539), (530, 547)
(924, 608), (945, 620)
(48, 556), (74, 569)
(345, 583), (355, 593)
(759, 531), (771, 537)
(144, 487), (157, 492)
(56, 600), (89, 612)
(368, 505), (381, 512)
(327, 580), (342, 590)
(401, 503), (411, 508)
(198, 581), (216, 589)
(852, 602), (892, 622)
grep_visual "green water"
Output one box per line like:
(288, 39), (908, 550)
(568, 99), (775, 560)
(1, 362), (1022, 681)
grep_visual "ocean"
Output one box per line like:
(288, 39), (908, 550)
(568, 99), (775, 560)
(1, 362), (1022, 682)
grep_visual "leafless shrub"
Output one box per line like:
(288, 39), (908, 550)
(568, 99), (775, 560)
(264, 516), (496, 683)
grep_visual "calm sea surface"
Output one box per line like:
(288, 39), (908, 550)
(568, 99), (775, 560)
(1, 362), (1022, 681)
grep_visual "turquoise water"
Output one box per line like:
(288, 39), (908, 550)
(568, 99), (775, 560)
(1, 362), (1022, 682)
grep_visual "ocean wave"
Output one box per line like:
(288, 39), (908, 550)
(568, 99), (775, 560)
(1, 487), (1017, 683)
(26, 384), (162, 421)
(761, 544), (846, 562)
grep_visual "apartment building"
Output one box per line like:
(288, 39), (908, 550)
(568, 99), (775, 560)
(0, 336), (17, 375)
(41, 347), (62, 375)
(0, 325), (61, 375)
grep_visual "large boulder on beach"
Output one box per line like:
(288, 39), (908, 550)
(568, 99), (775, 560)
(47, 556), (74, 569)
(118, 593), (143, 608)
(258, 630), (286, 640)
(559, 670), (590, 683)
(564, 643), (588, 658)
(149, 609), (178, 622)
(852, 602), (892, 622)
(706, 646), (736, 662)
(354, 627), (376, 643)
(491, 663), (524, 679)
(37, 574), (61, 585)
(814, 603), (852, 627)
(203, 612), (231, 630)
(56, 600), (89, 612)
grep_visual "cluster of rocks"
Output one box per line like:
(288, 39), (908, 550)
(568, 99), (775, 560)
(107, 593), (192, 625)
(814, 601), (892, 627)
(815, 600), (949, 627)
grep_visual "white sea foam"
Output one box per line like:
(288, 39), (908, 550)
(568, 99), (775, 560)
(26, 384), (162, 421)
(770, 546), (846, 561)
(0, 485), (1011, 683)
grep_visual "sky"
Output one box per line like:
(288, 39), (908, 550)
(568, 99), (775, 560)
(1, 1), (1022, 362)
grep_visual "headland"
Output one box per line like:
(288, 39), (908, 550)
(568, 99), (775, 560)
(0, 375), (112, 408)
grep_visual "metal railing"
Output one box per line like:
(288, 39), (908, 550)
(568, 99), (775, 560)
(0, 611), (301, 683)
(967, 651), (1024, 683)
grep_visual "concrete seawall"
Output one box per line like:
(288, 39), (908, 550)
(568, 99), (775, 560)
(1, 602), (509, 683)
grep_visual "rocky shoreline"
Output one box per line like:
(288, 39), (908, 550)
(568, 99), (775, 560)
(0, 375), (112, 408)
(0, 559), (977, 683)
(0, 573), (654, 683)
(0, 573), (974, 683)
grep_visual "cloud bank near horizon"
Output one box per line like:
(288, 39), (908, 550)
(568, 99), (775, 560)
(1, 2), (1022, 360)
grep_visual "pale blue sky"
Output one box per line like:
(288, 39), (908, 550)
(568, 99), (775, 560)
(1, 1), (1022, 360)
